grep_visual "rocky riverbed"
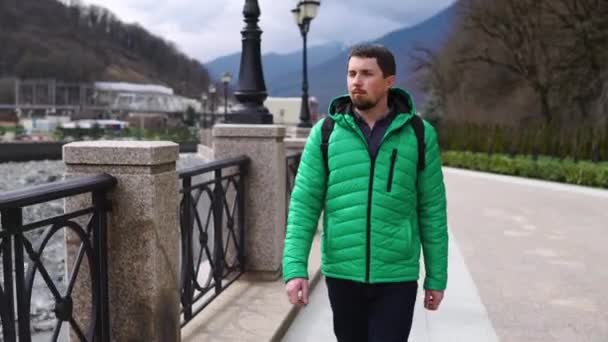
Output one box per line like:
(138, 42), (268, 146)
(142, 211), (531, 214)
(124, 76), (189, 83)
(0, 154), (208, 339)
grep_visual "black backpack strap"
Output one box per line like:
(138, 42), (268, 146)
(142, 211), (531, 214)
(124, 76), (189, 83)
(320, 117), (335, 173)
(410, 115), (426, 171)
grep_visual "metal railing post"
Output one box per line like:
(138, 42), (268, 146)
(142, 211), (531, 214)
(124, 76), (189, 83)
(0, 208), (17, 341)
(238, 163), (247, 269)
(213, 169), (224, 294)
(11, 209), (30, 342)
(92, 191), (110, 342)
(180, 177), (193, 322)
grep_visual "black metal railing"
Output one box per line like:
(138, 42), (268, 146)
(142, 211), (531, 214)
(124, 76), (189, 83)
(286, 152), (302, 194)
(286, 152), (302, 217)
(178, 155), (250, 326)
(0, 174), (116, 342)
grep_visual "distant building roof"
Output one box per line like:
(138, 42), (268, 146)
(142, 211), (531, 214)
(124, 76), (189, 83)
(61, 119), (129, 129)
(94, 82), (174, 95)
(266, 96), (318, 104)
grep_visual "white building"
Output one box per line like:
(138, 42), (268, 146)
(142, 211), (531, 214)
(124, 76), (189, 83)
(94, 82), (201, 113)
(60, 119), (129, 130)
(264, 96), (320, 126)
(21, 115), (71, 134)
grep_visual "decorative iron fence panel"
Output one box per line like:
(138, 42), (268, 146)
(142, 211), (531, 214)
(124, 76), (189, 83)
(286, 151), (302, 224)
(178, 156), (250, 326)
(0, 174), (116, 342)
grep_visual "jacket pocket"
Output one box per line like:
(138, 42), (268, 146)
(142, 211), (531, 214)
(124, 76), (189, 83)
(387, 149), (397, 192)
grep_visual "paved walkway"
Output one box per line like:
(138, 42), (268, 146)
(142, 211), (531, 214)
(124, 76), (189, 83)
(442, 168), (608, 342)
(282, 167), (608, 342)
(282, 230), (499, 342)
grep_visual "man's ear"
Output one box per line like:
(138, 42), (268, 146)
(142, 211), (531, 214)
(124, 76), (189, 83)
(385, 75), (396, 89)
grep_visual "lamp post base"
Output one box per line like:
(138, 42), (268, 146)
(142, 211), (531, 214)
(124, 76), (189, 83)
(224, 103), (274, 124)
(297, 121), (312, 128)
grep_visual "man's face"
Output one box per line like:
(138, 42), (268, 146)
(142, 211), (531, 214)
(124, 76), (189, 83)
(347, 56), (395, 111)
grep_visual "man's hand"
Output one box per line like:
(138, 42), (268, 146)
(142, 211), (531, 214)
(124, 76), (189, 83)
(424, 290), (444, 311)
(286, 278), (309, 307)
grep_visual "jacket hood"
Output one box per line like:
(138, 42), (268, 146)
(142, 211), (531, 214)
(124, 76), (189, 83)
(328, 88), (416, 120)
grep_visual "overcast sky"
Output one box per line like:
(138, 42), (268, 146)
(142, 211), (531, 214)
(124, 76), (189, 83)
(83, 0), (457, 63)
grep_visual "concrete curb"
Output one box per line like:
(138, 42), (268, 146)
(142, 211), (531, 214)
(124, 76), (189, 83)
(270, 260), (323, 342)
(181, 234), (323, 342)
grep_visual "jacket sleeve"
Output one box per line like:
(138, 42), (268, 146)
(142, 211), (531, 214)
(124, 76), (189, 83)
(417, 121), (448, 291)
(282, 120), (328, 283)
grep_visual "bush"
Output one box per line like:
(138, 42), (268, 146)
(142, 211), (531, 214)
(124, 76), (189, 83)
(55, 126), (198, 143)
(436, 120), (608, 162)
(0, 125), (25, 135)
(442, 151), (608, 189)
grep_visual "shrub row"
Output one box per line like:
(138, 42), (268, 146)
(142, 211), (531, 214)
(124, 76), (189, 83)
(441, 151), (608, 189)
(436, 121), (608, 162)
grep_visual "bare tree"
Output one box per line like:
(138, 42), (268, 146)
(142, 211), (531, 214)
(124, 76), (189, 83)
(458, 0), (563, 123)
(410, 47), (449, 120)
(543, 0), (608, 119)
(411, 47), (447, 101)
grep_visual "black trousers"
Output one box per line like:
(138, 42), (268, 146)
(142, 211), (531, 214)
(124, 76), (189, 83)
(325, 277), (418, 342)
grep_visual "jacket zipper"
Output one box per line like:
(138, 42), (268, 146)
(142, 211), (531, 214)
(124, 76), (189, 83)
(387, 149), (397, 192)
(351, 115), (415, 283)
(363, 128), (401, 282)
(365, 152), (376, 283)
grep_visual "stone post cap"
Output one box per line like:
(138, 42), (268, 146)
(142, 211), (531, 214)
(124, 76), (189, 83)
(63, 140), (179, 166)
(213, 124), (286, 138)
(284, 138), (307, 150)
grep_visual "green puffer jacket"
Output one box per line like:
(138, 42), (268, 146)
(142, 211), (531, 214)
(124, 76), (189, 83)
(283, 88), (448, 290)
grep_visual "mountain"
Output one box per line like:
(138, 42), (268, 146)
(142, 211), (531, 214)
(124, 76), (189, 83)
(0, 0), (210, 102)
(268, 2), (460, 113)
(206, 41), (345, 86)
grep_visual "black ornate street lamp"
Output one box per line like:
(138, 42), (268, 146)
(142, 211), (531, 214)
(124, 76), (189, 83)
(225, 0), (274, 124)
(201, 93), (208, 128)
(221, 71), (232, 121)
(292, 0), (320, 128)
(209, 84), (217, 120)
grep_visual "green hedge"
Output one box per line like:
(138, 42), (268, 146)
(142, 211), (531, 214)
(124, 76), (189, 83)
(54, 126), (198, 143)
(436, 121), (608, 162)
(442, 151), (608, 189)
(0, 125), (25, 135)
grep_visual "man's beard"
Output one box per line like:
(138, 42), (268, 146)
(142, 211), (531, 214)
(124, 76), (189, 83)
(352, 97), (377, 111)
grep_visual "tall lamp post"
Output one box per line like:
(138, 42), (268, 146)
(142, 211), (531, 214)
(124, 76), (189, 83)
(221, 72), (232, 122)
(201, 93), (208, 128)
(292, 0), (320, 128)
(209, 84), (217, 123)
(224, 0), (274, 124)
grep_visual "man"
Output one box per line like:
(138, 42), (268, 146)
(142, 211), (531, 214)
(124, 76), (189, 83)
(283, 43), (448, 342)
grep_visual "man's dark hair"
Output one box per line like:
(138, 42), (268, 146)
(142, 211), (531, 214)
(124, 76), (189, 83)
(348, 43), (396, 78)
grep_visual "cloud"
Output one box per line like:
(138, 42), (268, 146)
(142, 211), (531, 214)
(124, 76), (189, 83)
(83, 0), (457, 62)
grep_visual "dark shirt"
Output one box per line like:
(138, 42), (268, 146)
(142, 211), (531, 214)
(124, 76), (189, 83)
(352, 107), (397, 160)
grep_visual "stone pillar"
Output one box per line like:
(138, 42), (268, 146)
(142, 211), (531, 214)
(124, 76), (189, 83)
(213, 124), (286, 278)
(292, 127), (311, 139)
(197, 143), (214, 161)
(63, 141), (180, 342)
(199, 127), (213, 148)
(285, 127), (309, 154)
(198, 127), (214, 161)
(285, 137), (307, 154)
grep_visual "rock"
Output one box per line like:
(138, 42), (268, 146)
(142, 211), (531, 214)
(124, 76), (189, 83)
(32, 319), (55, 332)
